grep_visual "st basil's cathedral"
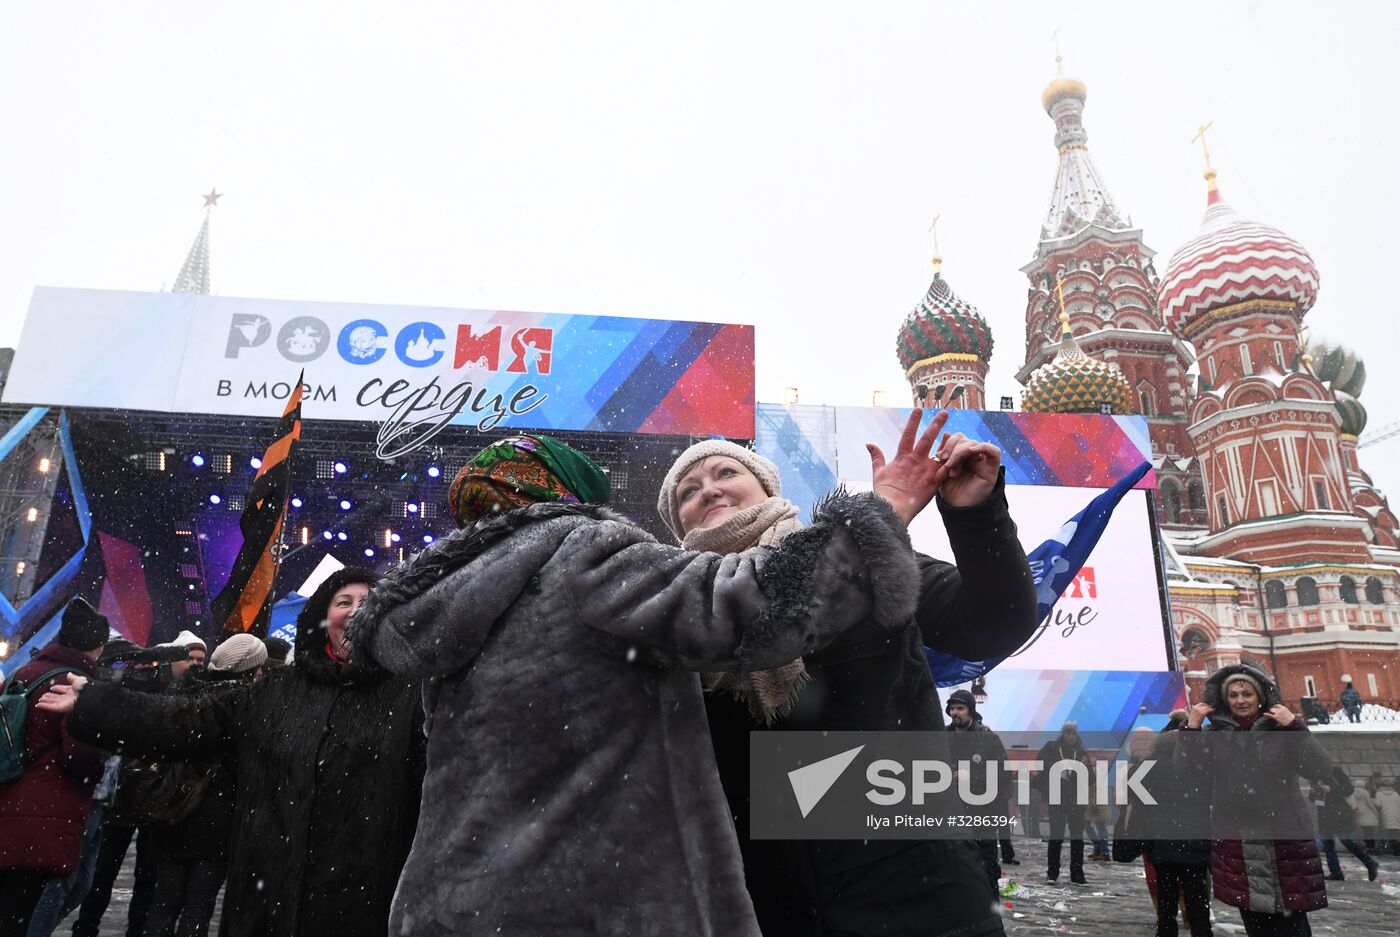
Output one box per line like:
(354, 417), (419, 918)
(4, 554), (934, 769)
(895, 59), (1400, 706)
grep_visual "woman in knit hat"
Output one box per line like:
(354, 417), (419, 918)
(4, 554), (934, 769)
(1183, 663), (1335, 936)
(348, 432), (921, 937)
(659, 409), (1040, 937)
(37, 568), (424, 937)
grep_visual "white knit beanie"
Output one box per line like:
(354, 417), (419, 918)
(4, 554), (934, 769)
(159, 630), (207, 652)
(209, 633), (269, 674)
(657, 440), (783, 541)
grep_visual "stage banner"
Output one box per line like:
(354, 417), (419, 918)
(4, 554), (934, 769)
(5, 288), (756, 442)
(755, 403), (1175, 732)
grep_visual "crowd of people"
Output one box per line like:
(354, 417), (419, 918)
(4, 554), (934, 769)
(0, 411), (1393, 937)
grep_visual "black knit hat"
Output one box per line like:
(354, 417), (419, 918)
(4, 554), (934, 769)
(945, 688), (979, 721)
(57, 598), (109, 652)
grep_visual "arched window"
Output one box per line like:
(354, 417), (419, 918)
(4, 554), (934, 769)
(1265, 579), (1288, 609)
(1138, 390), (1154, 416)
(1188, 481), (1206, 511)
(1339, 576), (1359, 604)
(1365, 576), (1385, 604)
(1180, 629), (1210, 656)
(1217, 495), (1230, 526)
(1159, 480), (1181, 524)
(1295, 577), (1320, 606)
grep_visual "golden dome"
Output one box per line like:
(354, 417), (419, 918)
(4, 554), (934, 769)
(1041, 76), (1087, 112)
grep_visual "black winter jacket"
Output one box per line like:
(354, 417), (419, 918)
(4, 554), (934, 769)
(1141, 731), (1211, 867)
(146, 668), (250, 863)
(707, 475), (1037, 937)
(70, 595), (426, 937)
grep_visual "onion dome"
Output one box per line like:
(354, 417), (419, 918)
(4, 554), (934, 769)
(896, 265), (994, 374)
(1158, 179), (1319, 335)
(1333, 392), (1368, 436)
(1307, 340), (1366, 397)
(1022, 311), (1132, 414)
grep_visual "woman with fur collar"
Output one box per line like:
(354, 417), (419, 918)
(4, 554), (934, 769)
(348, 431), (924, 937)
(661, 410), (1037, 937)
(1182, 663), (1335, 937)
(37, 569), (425, 937)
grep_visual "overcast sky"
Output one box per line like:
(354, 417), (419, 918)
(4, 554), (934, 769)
(3, 1), (1398, 496)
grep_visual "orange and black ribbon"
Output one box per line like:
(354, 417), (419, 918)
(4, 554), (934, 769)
(212, 373), (304, 636)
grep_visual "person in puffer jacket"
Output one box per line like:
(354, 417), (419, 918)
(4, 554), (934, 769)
(1182, 664), (1334, 937)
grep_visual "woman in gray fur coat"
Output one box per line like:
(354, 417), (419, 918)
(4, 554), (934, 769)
(348, 433), (923, 937)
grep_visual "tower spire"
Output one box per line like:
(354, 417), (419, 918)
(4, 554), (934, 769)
(1036, 56), (1130, 246)
(172, 190), (220, 295)
(927, 213), (943, 273)
(1191, 122), (1219, 200)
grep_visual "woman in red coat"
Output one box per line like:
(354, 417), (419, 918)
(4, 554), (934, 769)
(0, 599), (108, 936)
(1183, 664), (1333, 937)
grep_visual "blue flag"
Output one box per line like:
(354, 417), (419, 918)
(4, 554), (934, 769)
(925, 460), (1153, 688)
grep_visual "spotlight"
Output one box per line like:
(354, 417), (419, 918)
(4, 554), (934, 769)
(38, 458), (51, 474)
(333, 461), (347, 475)
(250, 457), (262, 470)
(390, 533), (401, 544)
(191, 454), (206, 467)
(384, 528), (393, 548)
(208, 494), (222, 505)
(406, 502), (419, 514)
(427, 465), (441, 479)
(322, 531), (333, 541)
(336, 532), (348, 541)
(339, 500), (353, 511)
(363, 548), (375, 558)
(422, 534), (435, 544)
(291, 497), (303, 509)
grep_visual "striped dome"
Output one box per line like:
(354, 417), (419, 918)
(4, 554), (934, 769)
(1158, 189), (1319, 335)
(1022, 327), (1132, 415)
(896, 272), (994, 373)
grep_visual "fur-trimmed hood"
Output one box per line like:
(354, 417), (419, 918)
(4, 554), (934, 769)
(295, 566), (382, 684)
(1203, 662), (1284, 730)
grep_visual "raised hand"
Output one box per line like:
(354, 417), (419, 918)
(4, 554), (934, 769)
(868, 410), (949, 525)
(33, 672), (87, 715)
(1186, 701), (1213, 729)
(1267, 703), (1295, 726)
(932, 430), (1003, 509)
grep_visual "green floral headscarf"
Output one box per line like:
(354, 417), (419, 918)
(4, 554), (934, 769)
(448, 434), (609, 526)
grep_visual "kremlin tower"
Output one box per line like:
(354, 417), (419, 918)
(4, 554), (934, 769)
(896, 243), (994, 409)
(1017, 58), (1204, 528)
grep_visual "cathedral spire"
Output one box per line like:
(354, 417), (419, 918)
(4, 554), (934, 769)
(1037, 59), (1131, 246)
(172, 190), (220, 295)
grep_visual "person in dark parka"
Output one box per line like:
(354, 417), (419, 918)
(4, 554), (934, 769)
(1140, 720), (1213, 937)
(945, 689), (1011, 890)
(1315, 765), (1378, 882)
(143, 634), (269, 937)
(1182, 664), (1333, 937)
(39, 568), (425, 937)
(664, 410), (1038, 937)
(0, 599), (108, 936)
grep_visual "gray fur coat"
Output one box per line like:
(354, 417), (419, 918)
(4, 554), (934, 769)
(348, 492), (917, 937)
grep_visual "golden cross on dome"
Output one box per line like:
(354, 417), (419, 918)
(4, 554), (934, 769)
(1052, 28), (1063, 73)
(1191, 123), (1217, 189)
(927, 213), (943, 271)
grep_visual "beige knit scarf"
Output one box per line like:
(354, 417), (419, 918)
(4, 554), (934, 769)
(683, 496), (808, 723)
